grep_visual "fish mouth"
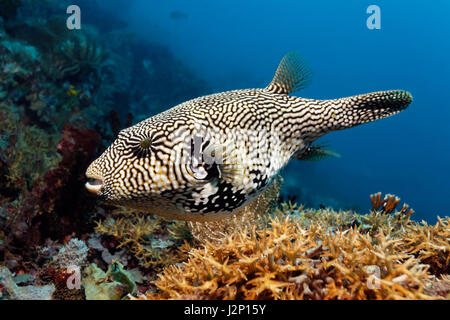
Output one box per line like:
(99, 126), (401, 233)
(85, 174), (104, 195)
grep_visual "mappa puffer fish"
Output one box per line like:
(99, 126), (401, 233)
(86, 53), (412, 222)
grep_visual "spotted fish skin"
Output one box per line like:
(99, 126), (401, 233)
(86, 53), (412, 222)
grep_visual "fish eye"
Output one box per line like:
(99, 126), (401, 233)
(130, 132), (154, 158)
(139, 137), (152, 149)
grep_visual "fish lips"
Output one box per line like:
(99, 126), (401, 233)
(85, 174), (104, 195)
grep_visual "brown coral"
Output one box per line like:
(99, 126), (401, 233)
(140, 214), (449, 300)
(370, 192), (414, 217)
(401, 217), (449, 276)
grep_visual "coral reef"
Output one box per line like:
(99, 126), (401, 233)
(0, 3), (210, 300)
(94, 208), (189, 271)
(123, 192), (448, 300)
(140, 213), (449, 300)
(4, 125), (101, 254)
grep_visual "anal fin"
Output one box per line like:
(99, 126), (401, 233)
(295, 143), (340, 161)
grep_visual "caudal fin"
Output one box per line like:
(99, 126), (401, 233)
(297, 90), (413, 143)
(327, 90), (413, 131)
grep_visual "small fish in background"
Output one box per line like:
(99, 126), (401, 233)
(169, 10), (189, 20)
(86, 52), (412, 222)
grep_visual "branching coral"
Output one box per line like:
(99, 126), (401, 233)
(140, 215), (448, 300)
(94, 208), (189, 270)
(400, 217), (449, 276)
(129, 191), (448, 300)
(284, 193), (415, 239)
(370, 192), (414, 218)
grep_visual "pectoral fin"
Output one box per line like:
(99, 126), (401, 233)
(202, 142), (247, 186)
(295, 143), (340, 161)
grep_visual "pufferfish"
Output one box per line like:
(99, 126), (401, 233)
(85, 52), (412, 222)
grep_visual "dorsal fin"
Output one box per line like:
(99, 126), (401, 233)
(265, 52), (312, 94)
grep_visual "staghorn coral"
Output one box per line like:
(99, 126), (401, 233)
(281, 193), (416, 239)
(400, 217), (449, 276)
(370, 192), (414, 218)
(140, 214), (449, 300)
(130, 193), (448, 300)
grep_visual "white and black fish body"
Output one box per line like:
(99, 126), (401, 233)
(86, 53), (412, 221)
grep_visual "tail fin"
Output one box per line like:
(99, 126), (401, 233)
(297, 90), (413, 143)
(326, 90), (413, 131)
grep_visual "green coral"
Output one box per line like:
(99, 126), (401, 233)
(82, 262), (137, 300)
(108, 262), (137, 296)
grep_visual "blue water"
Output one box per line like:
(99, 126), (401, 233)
(101, 0), (449, 222)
